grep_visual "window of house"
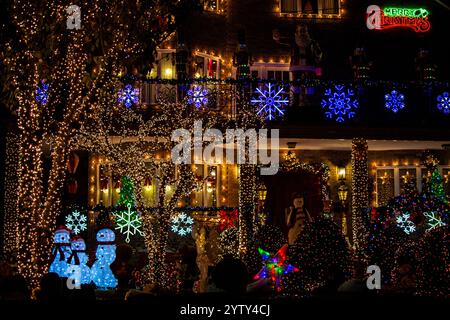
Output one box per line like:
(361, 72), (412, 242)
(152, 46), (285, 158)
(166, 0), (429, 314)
(193, 54), (220, 79)
(374, 165), (450, 206)
(267, 70), (290, 81)
(279, 0), (340, 16)
(202, 0), (225, 14)
(159, 52), (175, 79)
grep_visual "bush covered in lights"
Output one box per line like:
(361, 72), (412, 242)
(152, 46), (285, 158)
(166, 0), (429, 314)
(282, 218), (352, 296)
(416, 226), (449, 297)
(247, 224), (286, 276)
(216, 227), (239, 263)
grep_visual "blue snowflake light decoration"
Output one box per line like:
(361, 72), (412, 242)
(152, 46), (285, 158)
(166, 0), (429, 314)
(35, 81), (49, 105)
(65, 210), (88, 235)
(385, 90), (405, 113)
(171, 212), (194, 236)
(251, 83), (288, 121)
(321, 84), (359, 122)
(118, 84), (140, 108)
(436, 92), (450, 115)
(187, 86), (209, 108)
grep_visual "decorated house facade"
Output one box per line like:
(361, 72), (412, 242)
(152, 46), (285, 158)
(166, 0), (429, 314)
(1, 0), (450, 294)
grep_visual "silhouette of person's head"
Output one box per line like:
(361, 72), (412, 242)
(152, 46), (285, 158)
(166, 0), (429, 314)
(38, 272), (63, 300)
(178, 245), (200, 292)
(0, 274), (30, 300)
(213, 256), (249, 294)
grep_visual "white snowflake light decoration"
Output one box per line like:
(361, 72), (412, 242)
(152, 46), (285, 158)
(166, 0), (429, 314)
(424, 211), (446, 232)
(187, 86), (209, 108)
(251, 83), (288, 120)
(65, 210), (87, 235)
(385, 90), (405, 113)
(171, 212), (194, 236)
(114, 203), (143, 243)
(118, 84), (140, 108)
(436, 91), (450, 115)
(396, 213), (416, 235)
(321, 84), (359, 122)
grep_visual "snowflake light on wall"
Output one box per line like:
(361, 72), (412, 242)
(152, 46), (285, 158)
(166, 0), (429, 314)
(424, 211), (446, 232)
(114, 203), (143, 243)
(65, 210), (87, 235)
(118, 84), (140, 108)
(321, 84), (359, 122)
(35, 81), (49, 105)
(187, 85), (209, 108)
(385, 90), (405, 113)
(171, 212), (194, 236)
(396, 213), (416, 234)
(251, 83), (288, 121)
(436, 92), (450, 114)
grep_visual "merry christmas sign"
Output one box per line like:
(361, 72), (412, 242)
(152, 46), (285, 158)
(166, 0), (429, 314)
(366, 5), (431, 33)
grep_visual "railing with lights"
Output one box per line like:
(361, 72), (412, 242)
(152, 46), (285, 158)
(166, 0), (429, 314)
(136, 78), (450, 133)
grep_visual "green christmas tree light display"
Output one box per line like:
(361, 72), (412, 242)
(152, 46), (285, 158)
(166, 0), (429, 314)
(113, 176), (143, 243)
(429, 169), (447, 203)
(117, 176), (136, 207)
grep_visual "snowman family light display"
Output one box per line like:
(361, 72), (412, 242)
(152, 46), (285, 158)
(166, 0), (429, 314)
(49, 227), (118, 290)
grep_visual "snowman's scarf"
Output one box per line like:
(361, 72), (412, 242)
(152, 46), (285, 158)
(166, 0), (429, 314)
(67, 249), (84, 265)
(97, 241), (115, 245)
(52, 243), (71, 261)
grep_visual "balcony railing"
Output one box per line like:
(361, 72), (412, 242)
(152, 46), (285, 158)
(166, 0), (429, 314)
(137, 79), (450, 135)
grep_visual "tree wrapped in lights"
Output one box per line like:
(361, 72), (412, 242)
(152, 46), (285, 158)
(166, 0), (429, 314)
(216, 227), (239, 262)
(351, 138), (369, 252)
(2, 0), (185, 288)
(416, 226), (449, 297)
(75, 95), (222, 287)
(282, 218), (352, 296)
(2, 133), (19, 261)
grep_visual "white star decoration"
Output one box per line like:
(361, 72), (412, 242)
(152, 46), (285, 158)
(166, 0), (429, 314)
(114, 203), (143, 243)
(65, 210), (88, 235)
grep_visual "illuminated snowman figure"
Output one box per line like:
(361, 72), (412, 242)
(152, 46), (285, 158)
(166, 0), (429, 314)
(49, 227), (72, 277)
(91, 228), (118, 290)
(67, 236), (92, 286)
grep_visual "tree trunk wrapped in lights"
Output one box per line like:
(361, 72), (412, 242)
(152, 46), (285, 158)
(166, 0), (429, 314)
(4, 0), (180, 288)
(2, 133), (19, 261)
(351, 138), (369, 252)
(238, 164), (257, 258)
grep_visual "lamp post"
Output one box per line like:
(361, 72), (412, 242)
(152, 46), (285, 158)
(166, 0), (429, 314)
(338, 181), (350, 246)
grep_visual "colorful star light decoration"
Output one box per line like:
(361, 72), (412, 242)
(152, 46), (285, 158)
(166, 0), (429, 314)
(187, 85), (209, 108)
(65, 210), (87, 235)
(251, 83), (288, 120)
(171, 212), (194, 236)
(321, 84), (359, 122)
(396, 213), (416, 235)
(118, 84), (140, 108)
(218, 209), (238, 232)
(424, 211), (446, 232)
(114, 203), (143, 243)
(385, 90), (405, 113)
(35, 81), (49, 105)
(253, 244), (299, 292)
(436, 92), (450, 114)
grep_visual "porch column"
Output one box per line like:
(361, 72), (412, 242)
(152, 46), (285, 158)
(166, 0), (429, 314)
(351, 138), (369, 251)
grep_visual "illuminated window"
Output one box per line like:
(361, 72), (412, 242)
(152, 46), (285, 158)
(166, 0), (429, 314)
(279, 0), (340, 16)
(159, 52), (175, 79)
(192, 54), (220, 79)
(202, 0), (225, 14)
